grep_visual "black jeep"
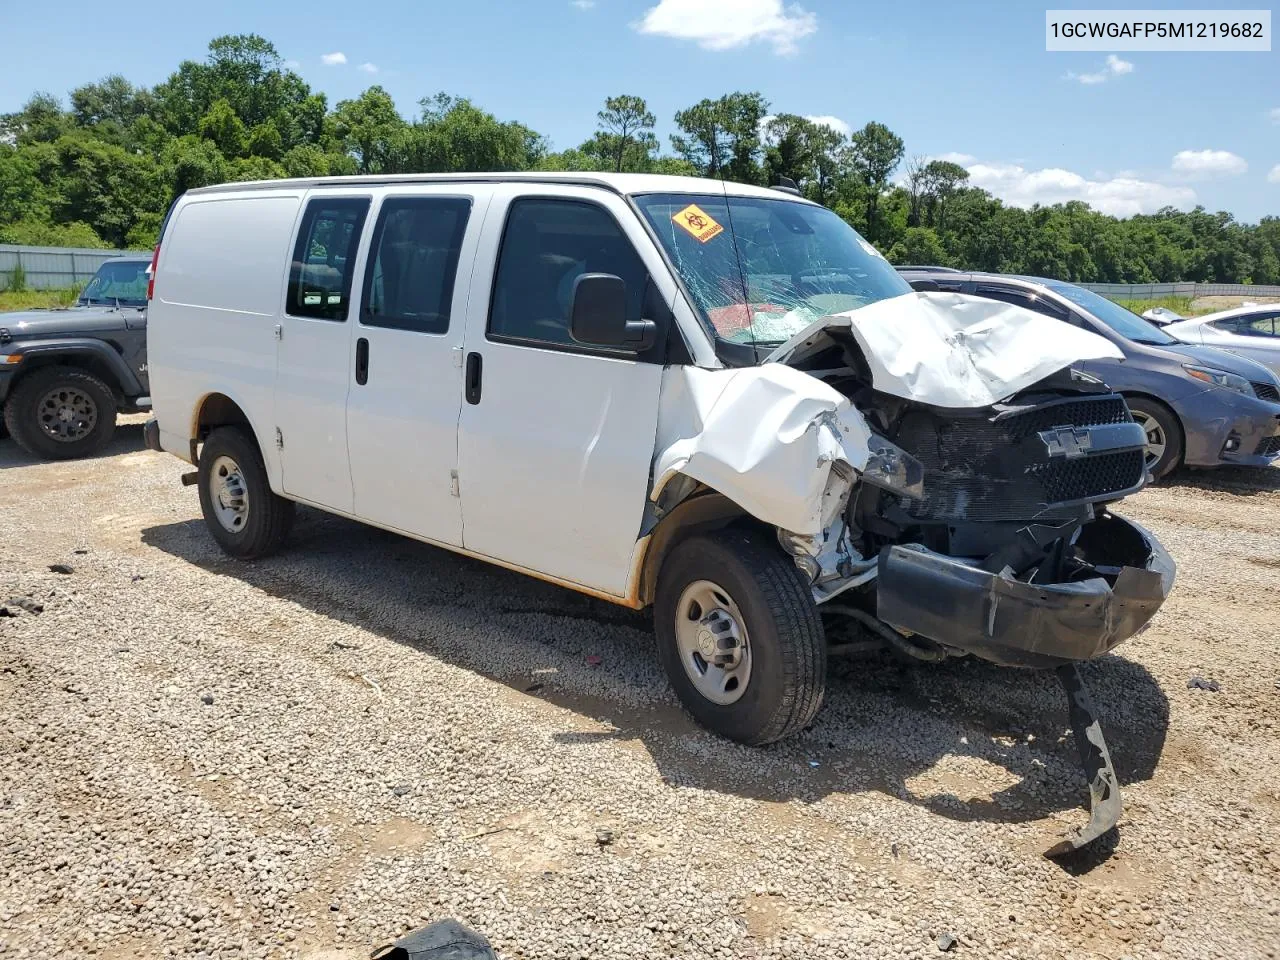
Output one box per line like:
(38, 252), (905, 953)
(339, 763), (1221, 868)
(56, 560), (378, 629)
(0, 257), (151, 460)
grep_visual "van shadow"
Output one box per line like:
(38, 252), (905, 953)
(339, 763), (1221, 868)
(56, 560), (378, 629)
(1164, 463), (1280, 495)
(0, 422), (145, 469)
(141, 508), (1169, 858)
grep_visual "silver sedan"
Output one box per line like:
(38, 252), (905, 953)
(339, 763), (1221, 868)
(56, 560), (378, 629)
(1165, 305), (1280, 380)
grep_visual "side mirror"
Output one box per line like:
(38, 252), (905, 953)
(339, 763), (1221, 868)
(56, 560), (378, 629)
(570, 273), (656, 351)
(908, 278), (941, 292)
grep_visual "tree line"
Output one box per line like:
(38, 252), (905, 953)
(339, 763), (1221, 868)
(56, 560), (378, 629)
(2, 34), (1277, 285)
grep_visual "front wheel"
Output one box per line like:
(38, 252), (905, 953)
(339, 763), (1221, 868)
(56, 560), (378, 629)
(3, 366), (117, 460)
(1126, 397), (1183, 481)
(655, 527), (827, 746)
(197, 427), (295, 560)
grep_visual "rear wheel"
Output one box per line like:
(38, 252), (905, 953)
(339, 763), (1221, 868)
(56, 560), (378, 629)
(1126, 397), (1183, 481)
(3, 365), (117, 460)
(197, 427), (294, 559)
(655, 527), (827, 745)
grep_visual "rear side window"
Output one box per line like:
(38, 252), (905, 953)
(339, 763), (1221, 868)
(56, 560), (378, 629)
(488, 198), (648, 348)
(361, 197), (471, 334)
(288, 198), (370, 321)
(975, 285), (1070, 321)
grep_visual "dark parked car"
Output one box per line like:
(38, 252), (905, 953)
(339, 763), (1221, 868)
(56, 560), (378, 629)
(898, 269), (1280, 479)
(0, 257), (151, 460)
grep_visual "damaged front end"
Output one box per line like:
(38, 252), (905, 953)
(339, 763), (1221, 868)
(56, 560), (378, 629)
(655, 292), (1177, 857)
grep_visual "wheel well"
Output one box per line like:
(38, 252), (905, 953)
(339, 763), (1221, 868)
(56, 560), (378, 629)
(1121, 392), (1185, 439)
(635, 488), (772, 608)
(191, 393), (256, 462)
(12, 353), (126, 402)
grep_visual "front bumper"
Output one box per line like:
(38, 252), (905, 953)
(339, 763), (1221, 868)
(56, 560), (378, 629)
(0, 366), (14, 404)
(875, 514), (1175, 668)
(1175, 388), (1280, 467)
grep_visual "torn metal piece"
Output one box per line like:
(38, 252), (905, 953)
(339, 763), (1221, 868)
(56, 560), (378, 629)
(651, 364), (871, 537)
(1045, 663), (1122, 859)
(765, 291), (1124, 408)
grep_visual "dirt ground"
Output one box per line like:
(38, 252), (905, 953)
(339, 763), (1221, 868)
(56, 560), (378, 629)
(2, 420), (1279, 959)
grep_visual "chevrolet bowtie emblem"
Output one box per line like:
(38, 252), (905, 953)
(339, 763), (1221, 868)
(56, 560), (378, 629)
(1040, 426), (1094, 459)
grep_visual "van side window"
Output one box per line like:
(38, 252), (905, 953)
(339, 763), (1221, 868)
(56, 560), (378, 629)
(287, 198), (370, 321)
(362, 197), (471, 334)
(488, 199), (648, 348)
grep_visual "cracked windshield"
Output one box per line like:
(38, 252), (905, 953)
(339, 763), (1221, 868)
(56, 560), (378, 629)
(636, 193), (911, 345)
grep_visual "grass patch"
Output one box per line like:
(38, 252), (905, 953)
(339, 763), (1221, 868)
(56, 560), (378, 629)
(0, 288), (81, 312)
(1113, 295), (1198, 317)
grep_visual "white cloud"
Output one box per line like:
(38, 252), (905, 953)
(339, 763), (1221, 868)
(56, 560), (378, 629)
(635, 0), (817, 55)
(571, 0), (596, 7)
(804, 115), (851, 137)
(963, 161), (1196, 218)
(1269, 164), (1280, 184)
(320, 51), (347, 66)
(1066, 54), (1134, 85)
(358, 62), (378, 74)
(1171, 149), (1248, 178)
(283, 59), (300, 69)
(935, 151), (976, 165)
(1269, 107), (1280, 124)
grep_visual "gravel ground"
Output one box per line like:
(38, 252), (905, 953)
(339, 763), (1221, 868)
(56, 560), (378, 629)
(2, 421), (1279, 959)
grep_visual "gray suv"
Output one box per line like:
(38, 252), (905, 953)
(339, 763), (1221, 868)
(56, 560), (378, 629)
(0, 257), (151, 460)
(898, 269), (1280, 479)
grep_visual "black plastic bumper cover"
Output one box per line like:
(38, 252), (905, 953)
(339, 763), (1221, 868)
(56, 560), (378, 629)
(875, 514), (1175, 668)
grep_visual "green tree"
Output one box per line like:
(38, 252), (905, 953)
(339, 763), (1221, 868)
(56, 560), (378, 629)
(332, 87), (406, 173)
(921, 159), (969, 236)
(671, 92), (769, 183)
(847, 122), (904, 242)
(586, 95), (657, 172)
(198, 98), (248, 157)
(762, 114), (845, 203)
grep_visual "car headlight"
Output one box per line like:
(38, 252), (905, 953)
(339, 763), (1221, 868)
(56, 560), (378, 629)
(1183, 363), (1252, 396)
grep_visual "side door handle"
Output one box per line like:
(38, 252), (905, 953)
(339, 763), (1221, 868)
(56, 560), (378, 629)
(465, 352), (482, 405)
(355, 337), (369, 385)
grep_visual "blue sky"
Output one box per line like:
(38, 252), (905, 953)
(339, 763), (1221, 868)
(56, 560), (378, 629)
(2, 0), (1277, 221)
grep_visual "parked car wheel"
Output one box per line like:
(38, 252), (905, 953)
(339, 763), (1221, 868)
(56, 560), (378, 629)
(197, 427), (295, 560)
(655, 527), (827, 745)
(3, 365), (117, 461)
(1126, 396), (1183, 481)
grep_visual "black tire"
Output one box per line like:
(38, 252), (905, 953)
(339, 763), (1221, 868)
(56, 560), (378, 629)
(1125, 396), (1183, 481)
(3, 365), (117, 460)
(197, 426), (295, 560)
(654, 527), (827, 746)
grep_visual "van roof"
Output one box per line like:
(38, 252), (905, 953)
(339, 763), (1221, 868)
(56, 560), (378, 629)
(184, 171), (818, 203)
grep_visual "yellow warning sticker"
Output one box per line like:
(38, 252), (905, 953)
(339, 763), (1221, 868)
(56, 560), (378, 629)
(671, 204), (725, 244)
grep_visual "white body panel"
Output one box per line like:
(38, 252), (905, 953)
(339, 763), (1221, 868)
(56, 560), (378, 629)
(455, 184), (670, 596)
(1166, 309), (1280, 378)
(149, 191), (303, 487)
(344, 189), (493, 547)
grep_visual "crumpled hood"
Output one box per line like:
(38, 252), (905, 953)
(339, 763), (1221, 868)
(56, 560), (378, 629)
(765, 291), (1124, 408)
(0, 306), (131, 339)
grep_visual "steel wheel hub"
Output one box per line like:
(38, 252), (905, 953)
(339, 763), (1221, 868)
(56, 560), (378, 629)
(210, 455), (250, 533)
(674, 579), (752, 706)
(1131, 411), (1166, 469)
(37, 386), (97, 443)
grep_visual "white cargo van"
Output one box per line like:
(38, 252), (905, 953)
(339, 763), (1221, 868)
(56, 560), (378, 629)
(145, 172), (1173, 851)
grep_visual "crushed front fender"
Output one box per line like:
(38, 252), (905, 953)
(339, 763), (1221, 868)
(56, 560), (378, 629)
(875, 514), (1175, 668)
